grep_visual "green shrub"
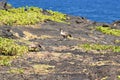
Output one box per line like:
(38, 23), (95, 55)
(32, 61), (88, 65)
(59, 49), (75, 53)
(0, 37), (28, 66)
(7, 3), (12, 8)
(0, 56), (11, 66)
(0, 7), (67, 25)
(47, 10), (67, 23)
(78, 43), (120, 53)
(0, 37), (28, 56)
(96, 26), (120, 36)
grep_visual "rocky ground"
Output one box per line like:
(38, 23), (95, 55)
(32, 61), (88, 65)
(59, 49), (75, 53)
(0, 14), (120, 80)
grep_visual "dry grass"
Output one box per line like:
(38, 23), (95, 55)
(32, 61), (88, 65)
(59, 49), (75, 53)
(39, 35), (54, 40)
(32, 64), (55, 74)
(91, 60), (120, 66)
(23, 31), (38, 40)
(23, 31), (54, 40)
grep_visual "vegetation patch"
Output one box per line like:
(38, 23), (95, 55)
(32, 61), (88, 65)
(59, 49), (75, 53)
(91, 60), (120, 67)
(0, 37), (28, 66)
(118, 75), (120, 79)
(39, 35), (54, 40)
(78, 43), (120, 53)
(23, 31), (54, 40)
(47, 10), (67, 23)
(101, 76), (108, 80)
(114, 39), (120, 44)
(33, 64), (55, 74)
(0, 7), (67, 26)
(7, 3), (12, 8)
(0, 37), (28, 56)
(9, 68), (24, 74)
(0, 56), (14, 66)
(96, 26), (120, 36)
(23, 31), (38, 40)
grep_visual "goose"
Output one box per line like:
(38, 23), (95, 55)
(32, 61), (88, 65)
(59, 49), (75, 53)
(60, 28), (72, 39)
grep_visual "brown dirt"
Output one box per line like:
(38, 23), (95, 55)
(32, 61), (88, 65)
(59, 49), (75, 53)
(0, 16), (120, 80)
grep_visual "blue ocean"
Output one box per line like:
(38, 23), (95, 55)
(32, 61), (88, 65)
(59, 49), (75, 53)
(8, 0), (120, 23)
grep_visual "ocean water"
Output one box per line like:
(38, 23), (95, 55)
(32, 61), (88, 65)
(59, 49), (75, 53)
(8, 0), (120, 23)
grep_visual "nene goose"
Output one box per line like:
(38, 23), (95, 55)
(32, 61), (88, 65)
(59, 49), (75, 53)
(60, 29), (72, 39)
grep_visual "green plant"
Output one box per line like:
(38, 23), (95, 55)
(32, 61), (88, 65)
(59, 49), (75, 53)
(117, 75), (120, 79)
(0, 37), (28, 66)
(7, 3), (12, 8)
(101, 76), (108, 80)
(47, 10), (67, 23)
(9, 68), (24, 74)
(115, 39), (120, 44)
(0, 37), (28, 56)
(0, 7), (68, 26)
(96, 26), (120, 36)
(78, 43), (120, 53)
(0, 56), (11, 66)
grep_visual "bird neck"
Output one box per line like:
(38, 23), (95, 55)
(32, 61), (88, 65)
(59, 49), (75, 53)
(60, 30), (64, 33)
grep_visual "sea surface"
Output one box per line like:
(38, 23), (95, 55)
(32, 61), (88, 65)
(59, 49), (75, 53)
(8, 0), (120, 23)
